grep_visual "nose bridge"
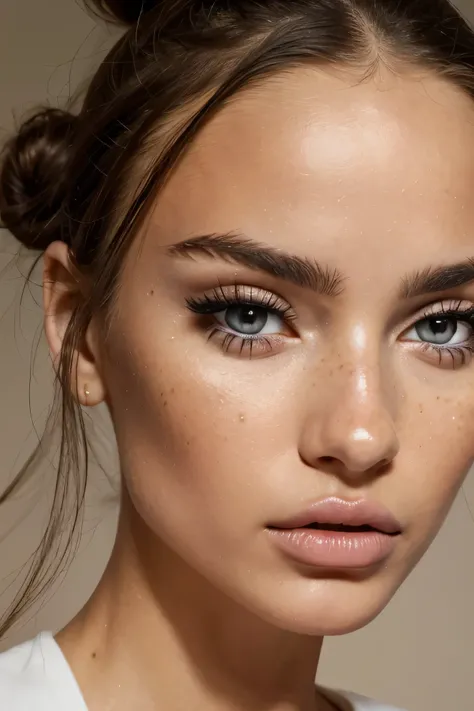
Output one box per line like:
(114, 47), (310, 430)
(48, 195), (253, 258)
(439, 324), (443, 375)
(314, 338), (400, 473)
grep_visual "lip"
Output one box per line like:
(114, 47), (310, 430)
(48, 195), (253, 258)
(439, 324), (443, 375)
(270, 497), (402, 535)
(267, 497), (402, 570)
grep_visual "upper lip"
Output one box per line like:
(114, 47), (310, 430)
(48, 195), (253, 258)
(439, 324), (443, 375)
(269, 497), (402, 535)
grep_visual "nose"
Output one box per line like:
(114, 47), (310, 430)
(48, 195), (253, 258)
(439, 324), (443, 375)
(299, 365), (400, 481)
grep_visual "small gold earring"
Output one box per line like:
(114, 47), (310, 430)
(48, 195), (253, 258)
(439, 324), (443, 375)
(84, 385), (90, 403)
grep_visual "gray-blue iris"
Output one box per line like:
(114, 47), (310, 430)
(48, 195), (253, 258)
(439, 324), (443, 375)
(225, 306), (268, 335)
(415, 316), (456, 345)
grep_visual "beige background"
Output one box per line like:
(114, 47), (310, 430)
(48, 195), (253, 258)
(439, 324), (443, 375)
(1, 2), (474, 709)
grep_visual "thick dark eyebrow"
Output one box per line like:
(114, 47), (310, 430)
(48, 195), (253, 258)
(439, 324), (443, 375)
(401, 259), (474, 299)
(167, 233), (344, 296)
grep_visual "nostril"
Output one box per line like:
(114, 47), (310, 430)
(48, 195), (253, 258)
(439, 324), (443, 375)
(319, 456), (336, 465)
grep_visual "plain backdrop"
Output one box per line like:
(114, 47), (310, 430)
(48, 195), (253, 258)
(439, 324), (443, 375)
(1, 2), (474, 710)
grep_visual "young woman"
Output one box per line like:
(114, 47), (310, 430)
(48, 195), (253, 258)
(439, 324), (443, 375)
(1, 0), (474, 709)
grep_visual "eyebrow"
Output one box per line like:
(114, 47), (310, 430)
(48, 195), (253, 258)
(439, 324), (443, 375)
(401, 259), (474, 299)
(167, 233), (344, 296)
(168, 234), (474, 301)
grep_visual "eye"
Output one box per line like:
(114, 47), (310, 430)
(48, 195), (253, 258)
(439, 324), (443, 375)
(404, 315), (473, 346)
(214, 305), (284, 336)
(186, 285), (297, 358)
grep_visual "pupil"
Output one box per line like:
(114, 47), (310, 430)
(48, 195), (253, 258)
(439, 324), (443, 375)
(431, 318), (449, 335)
(242, 308), (257, 324)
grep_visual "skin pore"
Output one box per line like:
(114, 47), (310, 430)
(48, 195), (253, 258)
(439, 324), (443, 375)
(44, 65), (474, 711)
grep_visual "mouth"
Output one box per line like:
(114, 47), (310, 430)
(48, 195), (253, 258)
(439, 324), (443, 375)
(294, 522), (397, 535)
(269, 496), (402, 536)
(267, 497), (402, 570)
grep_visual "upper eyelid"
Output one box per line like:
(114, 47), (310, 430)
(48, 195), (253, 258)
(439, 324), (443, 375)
(189, 285), (294, 311)
(402, 301), (474, 328)
(418, 299), (474, 315)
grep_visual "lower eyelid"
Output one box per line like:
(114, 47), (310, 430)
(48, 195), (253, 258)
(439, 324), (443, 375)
(208, 328), (287, 358)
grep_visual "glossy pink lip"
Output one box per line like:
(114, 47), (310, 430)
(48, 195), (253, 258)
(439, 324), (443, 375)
(267, 497), (402, 570)
(270, 497), (402, 534)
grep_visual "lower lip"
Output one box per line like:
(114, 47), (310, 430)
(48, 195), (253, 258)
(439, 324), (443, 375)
(268, 528), (397, 569)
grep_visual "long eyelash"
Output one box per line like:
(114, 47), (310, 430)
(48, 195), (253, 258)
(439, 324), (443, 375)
(420, 343), (472, 367)
(207, 329), (274, 357)
(421, 300), (474, 323)
(186, 284), (296, 320)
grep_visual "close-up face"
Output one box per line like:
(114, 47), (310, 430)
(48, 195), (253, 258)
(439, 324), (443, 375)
(79, 65), (474, 635)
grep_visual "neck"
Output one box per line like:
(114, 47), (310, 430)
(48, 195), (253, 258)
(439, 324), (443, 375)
(58, 499), (327, 711)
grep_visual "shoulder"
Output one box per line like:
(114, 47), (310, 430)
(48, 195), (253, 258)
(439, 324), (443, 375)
(0, 633), (84, 710)
(0, 634), (60, 708)
(321, 687), (407, 711)
(340, 690), (407, 711)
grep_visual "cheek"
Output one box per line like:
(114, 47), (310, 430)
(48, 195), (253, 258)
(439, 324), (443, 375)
(102, 327), (303, 541)
(397, 391), (474, 540)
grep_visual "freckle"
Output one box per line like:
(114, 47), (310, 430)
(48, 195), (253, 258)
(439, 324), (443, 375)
(92, 652), (97, 659)
(163, 400), (168, 407)
(171, 388), (175, 394)
(437, 396), (440, 401)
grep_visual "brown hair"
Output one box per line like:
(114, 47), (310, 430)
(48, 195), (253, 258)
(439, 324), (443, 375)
(1, 0), (473, 638)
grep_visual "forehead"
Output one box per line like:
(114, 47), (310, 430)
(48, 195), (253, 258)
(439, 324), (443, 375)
(153, 66), (474, 278)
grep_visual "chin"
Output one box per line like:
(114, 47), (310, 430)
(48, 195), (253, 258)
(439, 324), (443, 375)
(243, 575), (398, 637)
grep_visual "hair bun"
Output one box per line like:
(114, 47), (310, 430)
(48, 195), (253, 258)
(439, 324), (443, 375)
(85, 0), (158, 25)
(0, 108), (76, 251)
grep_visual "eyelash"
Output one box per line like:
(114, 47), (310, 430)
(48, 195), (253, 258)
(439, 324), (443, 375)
(186, 289), (474, 366)
(186, 285), (296, 357)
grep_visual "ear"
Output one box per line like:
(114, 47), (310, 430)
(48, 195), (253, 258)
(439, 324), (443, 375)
(43, 241), (106, 407)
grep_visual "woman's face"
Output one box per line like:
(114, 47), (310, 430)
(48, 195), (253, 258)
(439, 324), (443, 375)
(97, 66), (474, 634)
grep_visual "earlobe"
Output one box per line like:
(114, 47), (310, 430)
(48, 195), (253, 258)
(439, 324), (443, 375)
(43, 241), (106, 407)
(78, 381), (103, 408)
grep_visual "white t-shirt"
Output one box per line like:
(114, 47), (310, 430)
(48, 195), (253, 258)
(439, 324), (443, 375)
(0, 633), (406, 711)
